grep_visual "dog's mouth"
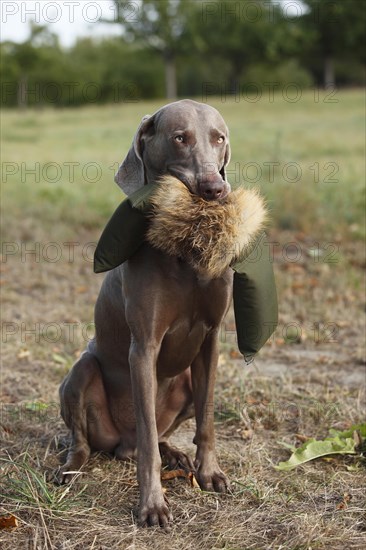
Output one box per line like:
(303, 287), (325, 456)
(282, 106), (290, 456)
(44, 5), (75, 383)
(166, 169), (229, 202)
(166, 169), (194, 193)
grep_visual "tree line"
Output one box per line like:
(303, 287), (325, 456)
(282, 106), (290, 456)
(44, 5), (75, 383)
(1, 0), (365, 108)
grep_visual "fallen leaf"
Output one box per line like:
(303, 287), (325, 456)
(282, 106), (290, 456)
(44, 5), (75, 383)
(0, 423), (13, 434)
(329, 424), (366, 439)
(25, 401), (49, 412)
(17, 349), (30, 359)
(0, 515), (18, 529)
(337, 493), (352, 510)
(241, 429), (253, 440)
(75, 286), (87, 293)
(291, 282), (306, 292)
(295, 434), (311, 443)
(275, 424), (366, 471)
(295, 232), (306, 241)
(353, 430), (362, 450)
(309, 277), (319, 287)
(336, 321), (350, 328)
(161, 469), (187, 481)
(161, 469), (200, 489)
(188, 472), (200, 488)
(246, 396), (260, 405)
(276, 436), (357, 471)
(52, 353), (67, 364)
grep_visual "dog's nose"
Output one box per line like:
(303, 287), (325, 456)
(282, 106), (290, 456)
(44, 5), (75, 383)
(200, 181), (224, 201)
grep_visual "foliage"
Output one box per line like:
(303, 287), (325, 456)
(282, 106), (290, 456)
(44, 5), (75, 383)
(0, 34), (164, 107)
(299, 0), (366, 86)
(110, 0), (197, 97)
(244, 59), (313, 91)
(276, 424), (366, 471)
(1, 1), (365, 106)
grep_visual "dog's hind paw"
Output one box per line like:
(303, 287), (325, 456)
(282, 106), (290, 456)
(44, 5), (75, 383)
(159, 441), (194, 472)
(55, 466), (85, 485)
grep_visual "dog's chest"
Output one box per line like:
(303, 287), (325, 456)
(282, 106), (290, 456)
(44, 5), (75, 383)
(155, 271), (233, 377)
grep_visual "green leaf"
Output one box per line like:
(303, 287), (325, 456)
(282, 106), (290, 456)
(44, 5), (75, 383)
(277, 441), (297, 451)
(275, 436), (357, 471)
(275, 424), (366, 471)
(24, 401), (49, 411)
(52, 353), (67, 364)
(328, 423), (366, 439)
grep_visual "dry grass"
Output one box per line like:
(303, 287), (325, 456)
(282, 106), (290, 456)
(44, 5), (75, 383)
(1, 227), (365, 549)
(1, 93), (365, 548)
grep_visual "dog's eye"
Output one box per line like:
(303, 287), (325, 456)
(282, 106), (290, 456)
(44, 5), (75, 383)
(174, 135), (184, 143)
(217, 136), (225, 144)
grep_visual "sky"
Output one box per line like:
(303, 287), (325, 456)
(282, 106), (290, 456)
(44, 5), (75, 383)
(0, 0), (305, 48)
(0, 0), (121, 46)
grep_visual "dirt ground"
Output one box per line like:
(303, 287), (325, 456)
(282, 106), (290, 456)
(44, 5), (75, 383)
(1, 225), (365, 549)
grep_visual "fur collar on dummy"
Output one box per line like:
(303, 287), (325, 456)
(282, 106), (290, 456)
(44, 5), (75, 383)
(146, 176), (267, 278)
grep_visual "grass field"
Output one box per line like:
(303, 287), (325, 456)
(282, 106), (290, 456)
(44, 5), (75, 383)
(1, 90), (365, 549)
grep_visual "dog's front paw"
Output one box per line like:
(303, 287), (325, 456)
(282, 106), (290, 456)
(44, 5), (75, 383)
(139, 493), (173, 529)
(195, 453), (229, 493)
(196, 468), (229, 493)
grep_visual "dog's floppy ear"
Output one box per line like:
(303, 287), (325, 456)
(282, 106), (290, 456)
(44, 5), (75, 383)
(220, 139), (231, 182)
(114, 114), (152, 195)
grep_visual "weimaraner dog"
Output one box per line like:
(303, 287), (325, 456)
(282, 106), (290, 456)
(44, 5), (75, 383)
(59, 100), (232, 527)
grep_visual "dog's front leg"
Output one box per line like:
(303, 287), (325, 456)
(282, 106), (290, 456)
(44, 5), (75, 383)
(191, 330), (229, 493)
(129, 341), (172, 528)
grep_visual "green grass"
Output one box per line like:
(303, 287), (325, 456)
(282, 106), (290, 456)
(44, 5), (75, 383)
(1, 90), (365, 241)
(0, 453), (89, 515)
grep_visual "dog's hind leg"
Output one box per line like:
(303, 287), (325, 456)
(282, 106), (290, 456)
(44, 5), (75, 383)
(58, 351), (119, 484)
(159, 402), (195, 471)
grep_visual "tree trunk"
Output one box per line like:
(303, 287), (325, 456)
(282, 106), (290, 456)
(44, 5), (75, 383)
(164, 54), (177, 100)
(18, 75), (28, 109)
(324, 56), (335, 88)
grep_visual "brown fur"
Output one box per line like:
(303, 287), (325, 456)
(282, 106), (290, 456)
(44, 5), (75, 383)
(146, 176), (267, 278)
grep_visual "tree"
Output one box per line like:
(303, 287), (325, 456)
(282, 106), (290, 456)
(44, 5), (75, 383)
(109, 0), (196, 99)
(194, 0), (272, 89)
(300, 0), (366, 87)
(0, 22), (60, 108)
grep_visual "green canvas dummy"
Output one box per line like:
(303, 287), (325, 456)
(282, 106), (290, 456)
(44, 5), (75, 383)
(93, 184), (152, 273)
(94, 182), (278, 363)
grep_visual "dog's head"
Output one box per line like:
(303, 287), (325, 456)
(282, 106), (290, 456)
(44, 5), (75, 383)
(115, 99), (231, 201)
